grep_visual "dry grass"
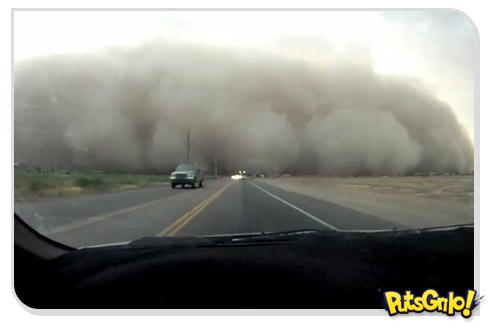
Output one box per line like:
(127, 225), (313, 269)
(282, 175), (473, 202)
(14, 171), (170, 201)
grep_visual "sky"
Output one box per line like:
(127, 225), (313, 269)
(13, 10), (476, 140)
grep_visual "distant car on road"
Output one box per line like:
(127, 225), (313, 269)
(169, 163), (203, 189)
(231, 170), (247, 180)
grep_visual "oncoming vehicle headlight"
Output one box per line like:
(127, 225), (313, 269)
(169, 172), (176, 179)
(187, 173), (195, 178)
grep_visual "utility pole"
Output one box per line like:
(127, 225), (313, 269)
(214, 154), (218, 176)
(187, 129), (190, 163)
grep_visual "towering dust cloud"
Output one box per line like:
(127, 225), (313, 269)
(14, 40), (474, 175)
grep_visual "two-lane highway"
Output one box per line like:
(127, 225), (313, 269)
(15, 178), (401, 248)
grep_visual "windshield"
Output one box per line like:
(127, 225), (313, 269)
(176, 164), (197, 172)
(14, 10), (474, 249)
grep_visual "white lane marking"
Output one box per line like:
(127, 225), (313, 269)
(248, 181), (474, 234)
(247, 181), (339, 231)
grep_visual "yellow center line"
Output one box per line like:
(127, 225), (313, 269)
(157, 181), (234, 237)
(46, 195), (177, 235)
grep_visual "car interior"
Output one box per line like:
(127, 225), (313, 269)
(14, 213), (474, 309)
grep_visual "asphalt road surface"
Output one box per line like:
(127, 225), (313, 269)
(15, 178), (403, 248)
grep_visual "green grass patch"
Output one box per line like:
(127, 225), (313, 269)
(15, 170), (171, 200)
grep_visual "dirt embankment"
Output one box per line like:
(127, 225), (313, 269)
(261, 176), (474, 228)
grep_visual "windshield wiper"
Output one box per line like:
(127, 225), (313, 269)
(81, 223), (474, 250)
(118, 229), (323, 249)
